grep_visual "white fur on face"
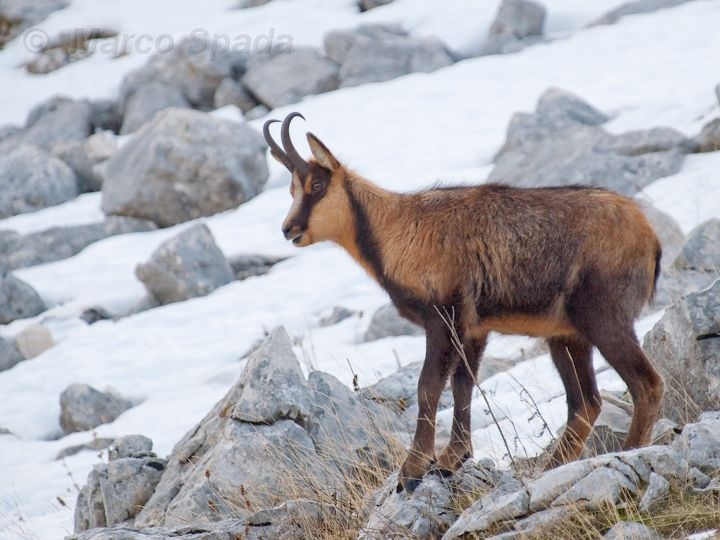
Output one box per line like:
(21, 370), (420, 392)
(283, 174), (305, 231)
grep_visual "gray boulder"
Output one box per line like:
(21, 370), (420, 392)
(14, 322), (54, 359)
(231, 326), (313, 423)
(102, 108), (268, 227)
(318, 305), (357, 327)
(133, 327), (403, 530)
(119, 37), (248, 111)
(360, 460), (516, 539)
(638, 472), (670, 513)
(484, 0), (546, 55)
(213, 77), (258, 112)
(242, 47), (339, 109)
(135, 224), (234, 305)
(362, 360), (453, 417)
(672, 412), (720, 473)
(0, 336), (23, 372)
(643, 278), (720, 423)
(324, 24), (454, 88)
(603, 522), (662, 540)
(305, 370), (404, 469)
(0, 217), (156, 272)
(5, 97), (94, 152)
(590, 0), (692, 26)
(244, 104), (270, 121)
(74, 435), (166, 532)
(119, 81), (190, 135)
(694, 118), (720, 153)
(364, 304), (424, 341)
(227, 253), (285, 280)
(52, 131), (117, 192)
(69, 500), (334, 540)
(89, 99), (122, 134)
(444, 445), (689, 539)
(489, 88), (689, 195)
(598, 126), (695, 156)
(108, 434), (154, 461)
(56, 437), (115, 461)
(134, 328), (333, 527)
(0, 144), (79, 218)
(358, 0), (393, 10)
(0, 0), (68, 47)
(638, 201), (685, 267)
(657, 219), (720, 305)
(0, 274), (46, 324)
(675, 218), (720, 271)
(59, 383), (134, 433)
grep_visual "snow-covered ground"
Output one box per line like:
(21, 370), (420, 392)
(2, 0), (720, 538)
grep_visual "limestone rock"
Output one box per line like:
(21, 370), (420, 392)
(324, 24), (454, 88)
(643, 278), (720, 422)
(135, 224), (234, 305)
(0, 217), (156, 272)
(74, 436), (166, 532)
(59, 383), (134, 433)
(242, 48), (339, 109)
(0, 336), (23, 372)
(591, 0), (694, 26)
(484, 0), (546, 55)
(489, 88), (689, 195)
(0, 144), (78, 218)
(120, 81), (190, 135)
(231, 327), (313, 424)
(52, 131), (118, 192)
(694, 118), (720, 153)
(364, 304), (424, 341)
(361, 460), (513, 539)
(603, 521), (662, 540)
(0, 274), (46, 324)
(15, 322), (54, 359)
(102, 108), (268, 227)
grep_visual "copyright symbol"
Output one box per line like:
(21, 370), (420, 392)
(23, 27), (49, 53)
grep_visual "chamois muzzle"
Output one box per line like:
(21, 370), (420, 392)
(282, 223), (305, 244)
(263, 112), (309, 177)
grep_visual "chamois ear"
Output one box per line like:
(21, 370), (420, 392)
(307, 132), (340, 171)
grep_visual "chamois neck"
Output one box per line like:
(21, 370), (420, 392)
(339, 173), (401, 283)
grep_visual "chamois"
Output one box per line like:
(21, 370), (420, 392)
(264, 112), (664, 493)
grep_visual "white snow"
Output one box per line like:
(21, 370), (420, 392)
(1, 0), (720, 538)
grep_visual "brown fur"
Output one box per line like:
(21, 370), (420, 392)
(271, 121), (664, 493)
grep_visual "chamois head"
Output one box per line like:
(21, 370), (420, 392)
(263, 112), (349, 247)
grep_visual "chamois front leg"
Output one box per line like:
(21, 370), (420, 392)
(435, 335), (486, 475)
(397, 320), (455, 493)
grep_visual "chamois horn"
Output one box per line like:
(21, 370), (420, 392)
(263, 119), (294, 172)
(280, 112), (308, 175)
(263, 113), (308, 175)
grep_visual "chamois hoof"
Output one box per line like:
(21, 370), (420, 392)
(430, 465), (455, 478)
(397, 475), (422, 494)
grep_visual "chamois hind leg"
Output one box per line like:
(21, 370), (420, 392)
(567, 295), (664, 452)
(583, 325), (663, 449)
(397, 318), (456, 493)
(546, 336), (601, 469)
(435, 335), (487, 475)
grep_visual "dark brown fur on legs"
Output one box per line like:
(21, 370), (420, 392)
(264, 113), (665, 493)
(546, 336), (600, 468)
(434, 335), (486, 476)
(397, 314), (457, 492)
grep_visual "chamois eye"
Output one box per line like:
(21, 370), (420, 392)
(311, 181), (324, 193)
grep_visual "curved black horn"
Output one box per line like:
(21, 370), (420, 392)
(281, 112), (308, 174)
(263, 119), (294, 171)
